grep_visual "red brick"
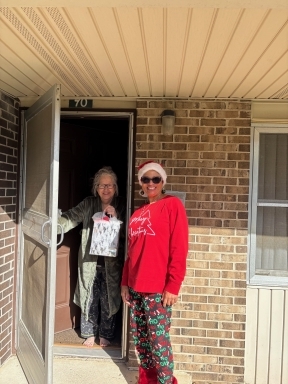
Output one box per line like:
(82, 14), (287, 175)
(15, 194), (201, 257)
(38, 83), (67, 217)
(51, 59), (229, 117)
(162, 143), (187, 150)
(136, 100), (148, 108)
(174, 135), (200, 143)
(148, 117), (162, 125)
(228, 119), (250, 127)
(216, 111), (239, 118)
(201, 119), (226, 126)
(228, 102), (251, 110)
(227, 135), (250, 143)
(0, 162), (13, 172)
(176, 118), (199, 126)
(0, 145), (13, 156)
(201, 151), (226, 160)
(175, 101), (200, 109)
(200, 101), (227, 109)
(239, 127), (251, 135)
(189, 110), (214, 118)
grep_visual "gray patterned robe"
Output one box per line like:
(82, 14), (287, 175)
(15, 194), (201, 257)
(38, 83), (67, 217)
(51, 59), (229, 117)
(58, 195), (126, 319)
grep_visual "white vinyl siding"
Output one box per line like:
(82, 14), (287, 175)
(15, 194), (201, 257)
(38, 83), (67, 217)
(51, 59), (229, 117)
(244, 287), (288, 384)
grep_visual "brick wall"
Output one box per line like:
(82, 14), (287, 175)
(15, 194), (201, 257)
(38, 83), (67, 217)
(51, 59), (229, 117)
(128, 99), (251, 383)
(0, 91), (19, 365)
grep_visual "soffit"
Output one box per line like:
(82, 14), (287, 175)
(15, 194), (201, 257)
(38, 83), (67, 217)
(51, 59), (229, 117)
(0, 2), (288, 102)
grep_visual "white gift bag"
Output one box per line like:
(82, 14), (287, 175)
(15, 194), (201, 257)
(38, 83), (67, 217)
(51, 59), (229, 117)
(89, 212), (122, 257)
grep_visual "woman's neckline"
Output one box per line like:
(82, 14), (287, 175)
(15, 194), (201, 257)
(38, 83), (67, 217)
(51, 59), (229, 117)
(147, 194), (168, 204)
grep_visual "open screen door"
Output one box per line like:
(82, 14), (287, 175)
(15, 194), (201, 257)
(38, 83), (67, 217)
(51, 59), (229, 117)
(17, 84), (61, 384)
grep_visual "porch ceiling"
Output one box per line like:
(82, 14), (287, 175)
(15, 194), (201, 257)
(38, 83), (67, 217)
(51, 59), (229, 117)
(0, 1), (288, 102)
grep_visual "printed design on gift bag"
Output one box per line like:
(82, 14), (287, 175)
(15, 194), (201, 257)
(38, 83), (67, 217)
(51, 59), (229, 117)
(89, 212), (122, 257)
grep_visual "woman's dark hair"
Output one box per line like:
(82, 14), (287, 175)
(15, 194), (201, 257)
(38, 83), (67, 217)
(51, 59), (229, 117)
(91, 166), (119, 197)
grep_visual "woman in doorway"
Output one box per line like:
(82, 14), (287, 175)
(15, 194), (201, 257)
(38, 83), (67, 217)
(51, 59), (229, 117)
(121, 161), (188, 384)
(58, 166), (126, 347)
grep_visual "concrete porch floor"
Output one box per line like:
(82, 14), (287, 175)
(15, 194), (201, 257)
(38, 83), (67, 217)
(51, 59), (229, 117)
(0, 355), (191, 383)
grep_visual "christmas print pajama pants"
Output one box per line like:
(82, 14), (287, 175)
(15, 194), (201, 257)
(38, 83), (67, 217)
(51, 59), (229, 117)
(129, 288), (174, 384)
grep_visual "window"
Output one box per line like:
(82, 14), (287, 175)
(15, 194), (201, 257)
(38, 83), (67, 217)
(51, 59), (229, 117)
(248, 125), (288, 286)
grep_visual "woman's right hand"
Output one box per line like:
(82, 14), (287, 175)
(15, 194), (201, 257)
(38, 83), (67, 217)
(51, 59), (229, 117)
(121, 286), (130, 306)
(103, 205), (117, 218)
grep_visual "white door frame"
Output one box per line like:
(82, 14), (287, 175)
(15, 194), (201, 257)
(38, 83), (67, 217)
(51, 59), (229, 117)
(52, 110), (135, 360)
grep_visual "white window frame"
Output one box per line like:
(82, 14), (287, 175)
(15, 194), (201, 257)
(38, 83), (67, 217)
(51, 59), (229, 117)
(248, 123), (288, 287)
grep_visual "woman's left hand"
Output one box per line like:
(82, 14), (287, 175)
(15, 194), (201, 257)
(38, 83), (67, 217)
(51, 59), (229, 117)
(104, 205), (117, 218)
(162, 291), (178, 307)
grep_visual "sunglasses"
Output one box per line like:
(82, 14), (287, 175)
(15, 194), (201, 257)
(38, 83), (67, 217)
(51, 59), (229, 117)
(141, 176), (162, 184)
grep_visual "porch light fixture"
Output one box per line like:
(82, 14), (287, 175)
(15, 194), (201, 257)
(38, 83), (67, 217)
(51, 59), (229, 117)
(161, 109), (175, 135)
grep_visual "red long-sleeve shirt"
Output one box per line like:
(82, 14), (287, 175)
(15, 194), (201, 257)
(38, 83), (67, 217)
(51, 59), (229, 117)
(121, 195), (188, 295)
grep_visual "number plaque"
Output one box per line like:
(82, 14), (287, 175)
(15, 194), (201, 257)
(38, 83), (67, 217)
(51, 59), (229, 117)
(69, 99), (93, 108)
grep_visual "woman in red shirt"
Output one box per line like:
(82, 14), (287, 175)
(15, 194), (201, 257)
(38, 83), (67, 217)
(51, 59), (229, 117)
(121, 161), (188, 384)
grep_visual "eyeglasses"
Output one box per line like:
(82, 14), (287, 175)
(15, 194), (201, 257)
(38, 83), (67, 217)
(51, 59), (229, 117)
(140, 176), (162, 184)
(97, 184), (115, 189)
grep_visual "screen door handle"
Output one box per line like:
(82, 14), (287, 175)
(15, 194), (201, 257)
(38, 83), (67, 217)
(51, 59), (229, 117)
(57, 224), (64, 246)
(41, 219), (51, 246)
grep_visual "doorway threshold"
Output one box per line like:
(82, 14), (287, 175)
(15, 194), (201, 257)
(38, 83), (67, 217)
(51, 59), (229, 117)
(53, 345), (122, 359)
